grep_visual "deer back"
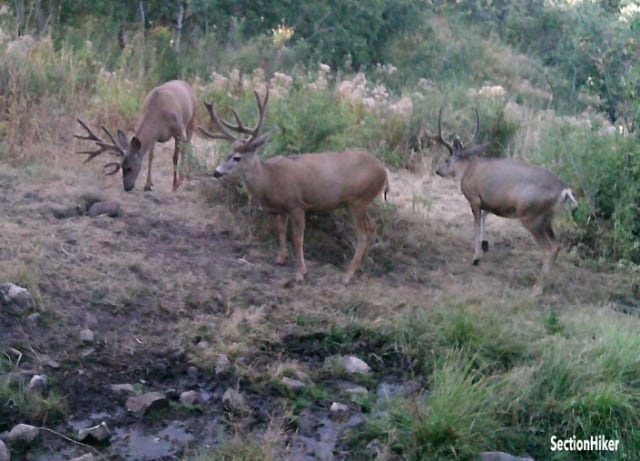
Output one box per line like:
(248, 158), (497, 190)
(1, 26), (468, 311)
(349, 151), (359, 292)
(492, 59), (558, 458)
(461, 158), (568, 218)
(247, 150), (388, 213)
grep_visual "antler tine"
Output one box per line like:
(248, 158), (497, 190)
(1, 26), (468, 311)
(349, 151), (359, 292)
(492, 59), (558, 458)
(198, 100), (242, 142)
(74, 119), (125, 163)
(424, 107), (454, 155)
(472, 107), (480, 144)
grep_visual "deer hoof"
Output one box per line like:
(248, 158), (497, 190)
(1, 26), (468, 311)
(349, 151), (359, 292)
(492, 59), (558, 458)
(275, 256), (286, 265)
(144, 185), (153, 191)
(295, 273), (305, 283)
(481, 240), (489, 252)
(472, 258), (480, 266)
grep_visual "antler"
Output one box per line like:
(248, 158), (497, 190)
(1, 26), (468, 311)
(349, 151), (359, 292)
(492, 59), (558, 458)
(75, 119), (126, 162)
(424, 107), (454, 155)
(198, 86), (270, 146)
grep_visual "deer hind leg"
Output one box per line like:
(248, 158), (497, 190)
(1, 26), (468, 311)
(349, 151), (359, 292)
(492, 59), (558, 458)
(275, 214), (289, 265)
(522, 215), (559, 296)
(344, 202), (371, 284)
(290, 208), (307, 282)
(172, 137), (183, 191)
(144, 145), (155, 191)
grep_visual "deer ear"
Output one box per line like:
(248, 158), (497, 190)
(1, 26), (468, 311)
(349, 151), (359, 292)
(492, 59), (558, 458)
(117, 130), (129, 151)
(249, 130), (274, 150)
(130, 136), (142, 154)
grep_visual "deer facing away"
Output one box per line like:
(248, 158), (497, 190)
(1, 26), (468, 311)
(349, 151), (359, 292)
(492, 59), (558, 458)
(428, 108), (578, 296)
(199, 87), (389, 284)
(75, 79), (197, 192)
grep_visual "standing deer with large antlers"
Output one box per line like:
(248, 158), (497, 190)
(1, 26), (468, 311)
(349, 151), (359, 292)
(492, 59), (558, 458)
(428, 108), (577, 296)
(75, 79), (197, 192)
(199, 87), (389, 284)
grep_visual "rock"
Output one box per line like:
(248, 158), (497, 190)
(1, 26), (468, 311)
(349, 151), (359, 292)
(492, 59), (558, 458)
(126, 392), (168, 417)
(344, 385), (368, 398)
(110, 383), (135, 394)
(480, 452), (534, 461)
(27, 374), (48, 395)
(329, 402), (350, 422)
(342, 356), (370, 374)
(365, 439), (386, 458)
(179, 390), (201, 406)
(0, 283), (35, 315)
(69, 454), (96, 461)
(0, 440), (9, 461)
(222, 388), (250, 414)
(187, 366), (198, 381)
(77, 422), (110, 444)
(80, 328), (94, 343)
(215, 354), (231, 374)
(282, 377), (305, 391)
(7, 423), (39, 445)
(88, 201), (121, 218)
(26, 312), (41, 323)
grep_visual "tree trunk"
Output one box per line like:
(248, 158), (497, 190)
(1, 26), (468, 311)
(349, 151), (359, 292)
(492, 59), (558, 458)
(175, 1), (184, 54)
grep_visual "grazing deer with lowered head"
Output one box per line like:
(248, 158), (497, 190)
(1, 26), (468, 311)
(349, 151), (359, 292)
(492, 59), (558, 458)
(428, 108), (578, 296)
(75, 79), (197, 192)
(199, 87), (389, 284)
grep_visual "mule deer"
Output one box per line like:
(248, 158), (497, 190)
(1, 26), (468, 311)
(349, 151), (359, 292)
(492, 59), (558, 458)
(199, 87), (389, 284)
(428, 108), (577, 296)
(75, 79), (197, 192)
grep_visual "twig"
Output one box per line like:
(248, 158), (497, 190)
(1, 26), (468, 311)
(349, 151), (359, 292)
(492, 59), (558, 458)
(38, 426), (107, 459)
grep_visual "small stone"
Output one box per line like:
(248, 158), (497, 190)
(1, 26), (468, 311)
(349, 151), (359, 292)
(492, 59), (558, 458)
(27, 374), (48, 395)
(126, 392), (168, 417)
(480, 452), (535, 461)
(186, 366), (198, 381)
(365, 439), (386, 458)
(179, 390), (201, 406)
(26, 312), (41, 323)
(0, 283), (35, 314)
(329, 402), (350, 422)
(88, 201), (121, 218)
(281, 377), (305, 391)
(7, 423), (39, 444)
(110, 383), (135, 394)
(80, 328), (94, 343)
(69, 454), (96, 461)
(342, 356), (370, 374)
(222, 388), (250, 414)
(0, 440), (9, 461)
(344, 385), (369, 398)
(215, 354), (231, 374)
(77, 422), (110, 443)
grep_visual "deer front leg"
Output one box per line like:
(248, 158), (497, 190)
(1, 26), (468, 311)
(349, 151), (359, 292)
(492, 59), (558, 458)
(290, 209), (307, 282)
(275, 214), (288, 265)
(480, 210), (489, 252)
(471, 205), (483, 265)
(144, 145), (155, 191)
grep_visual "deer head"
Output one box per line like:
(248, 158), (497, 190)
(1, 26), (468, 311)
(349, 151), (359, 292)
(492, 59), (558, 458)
(74, 119), (146, 191)
(426, 107), (489, 178)
(198, 86), (273, 178)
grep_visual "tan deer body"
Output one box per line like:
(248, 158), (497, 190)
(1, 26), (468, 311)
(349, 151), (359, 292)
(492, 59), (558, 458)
(430, 109), (577, 296)
(75, 79), (197, 192)
(200, 88), (388, 284)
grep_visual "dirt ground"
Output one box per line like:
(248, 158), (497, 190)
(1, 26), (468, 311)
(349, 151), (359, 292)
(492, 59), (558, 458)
(0, 136), (636, 459)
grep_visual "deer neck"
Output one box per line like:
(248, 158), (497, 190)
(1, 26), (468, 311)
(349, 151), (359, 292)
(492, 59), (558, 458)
(239, 153), (269, 196)
(454, 156), (475, 181)
(133, 122), (158, 158)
